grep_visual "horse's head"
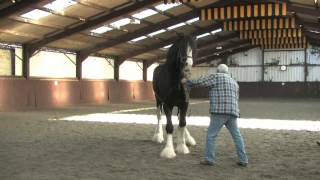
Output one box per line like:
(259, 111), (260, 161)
(165, 35), (196, 79)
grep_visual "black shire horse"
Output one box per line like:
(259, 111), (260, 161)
(152, 35), (197, 158)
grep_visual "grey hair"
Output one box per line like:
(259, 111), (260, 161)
(217, 64), (228, 73)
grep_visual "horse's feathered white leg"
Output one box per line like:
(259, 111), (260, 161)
(185, 127), (196, 146)
(152, 107), (164, 143)
(176, 127), (190, 154)
(160, 134), (176, 158)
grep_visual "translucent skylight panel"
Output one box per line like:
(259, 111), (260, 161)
(211, 28), (222, 34)
(131, 36), (147, 42)
(44, 0), (77, 11)
(21, 9), (51, 20)
(187, 17), (199, 24)
(155, 3), (181, 11)
(167, 22), (186, 30)
(197, 33), (210, 39)
(132, 9), (157, 19)
(91, 26), (113, 34)
(148, 29), (166, 36)
(110, 18), (131, 28)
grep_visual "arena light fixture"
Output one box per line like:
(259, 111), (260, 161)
(132, 9), (158, 19)
(167, 22), (186, 30)
(44, 0), (77, 12)
(21, 9), (51, 20)
(148, 29), (166, 36)
(196, 33), (210, 39)
(163, 44), (172, 49)
(131, 36), (147, 42)
(216, 46), (222, 50)
(211, 28), (222, 35)
(186, 17), (199, 24)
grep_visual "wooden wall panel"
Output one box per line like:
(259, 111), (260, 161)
(0, 78), (154, 110)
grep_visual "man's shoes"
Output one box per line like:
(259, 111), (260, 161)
(200, 159), (214, 166)
(237, 162), (248, 167)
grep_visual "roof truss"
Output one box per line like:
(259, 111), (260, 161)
(25, 0), (161, 53)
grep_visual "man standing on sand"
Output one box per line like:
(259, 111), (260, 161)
(181, 64), (248, 167)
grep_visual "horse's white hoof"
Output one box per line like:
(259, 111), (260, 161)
(152, 133), (164, 143)
(186, 136), (196, 146)
(160, 146), (176, 159)
(176, 144), (190, 154)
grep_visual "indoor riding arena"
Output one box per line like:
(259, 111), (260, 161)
(0, 0), (319, 180)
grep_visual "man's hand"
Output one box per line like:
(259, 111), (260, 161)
(181, 78), (188, 84)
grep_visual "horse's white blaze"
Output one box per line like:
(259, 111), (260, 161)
(160, 134), (176, 158)
(185, 127), (196, 146)
(152, 107), (164, 143)
(176, 127), (190, 154)
(186, 45), (193, 67)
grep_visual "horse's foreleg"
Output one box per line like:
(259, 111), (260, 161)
(176, 126), (190, 154)
(176, 104), (190, 154)
(160, 105), (176, 159)
(160, 133), (176, 159)
(152, 106), (164, 143)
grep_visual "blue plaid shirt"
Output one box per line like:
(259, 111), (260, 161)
(187, 73), (240, 117)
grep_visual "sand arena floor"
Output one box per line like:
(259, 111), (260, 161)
(1, 98), (320, 180)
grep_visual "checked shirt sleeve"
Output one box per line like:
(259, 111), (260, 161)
(186, 74), (216, 89)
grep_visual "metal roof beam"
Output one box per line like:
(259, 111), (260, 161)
(148, 32), (241, 63)
(26, 0), (160, 52)
(78, 10), (199, 58)
(197, 32), (239, 50)
(197, 40), (249, 58)
(122, 23), (225, 60)
(194, 45), (257, 66)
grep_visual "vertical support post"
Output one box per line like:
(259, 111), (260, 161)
(76, 52), (87, 80)
(143, 60), (153, 82)
(304, 48), (308, 82)
(10, 48), (15, 76)
(76, 58), (82, 80)
(261, 48), (265, 82)
(22, 45), (32, 79)
(114, 60), (120, 81)
(114, 58), (125, 81)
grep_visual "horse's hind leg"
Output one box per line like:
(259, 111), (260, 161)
(185, 127), (196, 146)
(152, 101), (164, 143)
(160, 104), (176, 159)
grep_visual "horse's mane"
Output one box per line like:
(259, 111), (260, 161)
(165, 35), (196, 71)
